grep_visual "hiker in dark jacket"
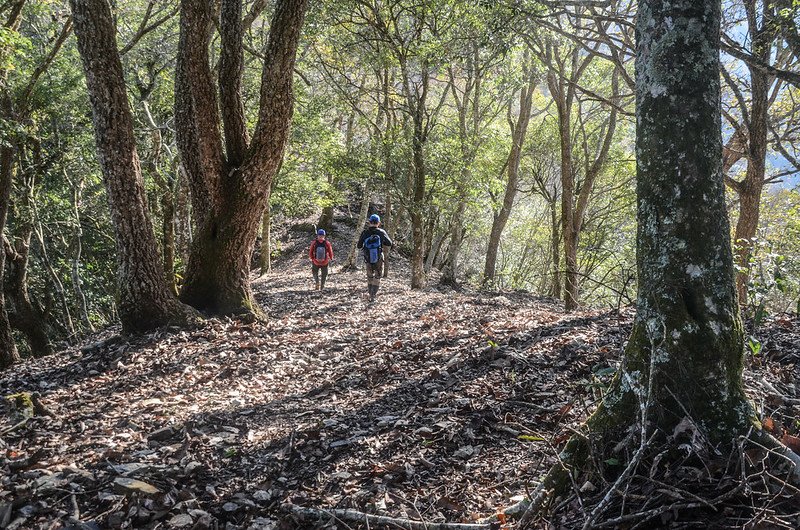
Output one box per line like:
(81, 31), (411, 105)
(357, 214), (393, 302)
(309, 229), (334, 290)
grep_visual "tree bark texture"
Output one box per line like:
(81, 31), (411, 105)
(594, 0), (751, 442)
(70, 0), (196, 333)
(732, 2), (771, 305)
(0, 145), (20, 369)
(482, 61), (538, 287)
(176, 0), (308, 316)
(259, 198), (272, 276)
(4, 228), (52, 356)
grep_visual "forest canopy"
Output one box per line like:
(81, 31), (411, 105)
(0, 0), (798, 359)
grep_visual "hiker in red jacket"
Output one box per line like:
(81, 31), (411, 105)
(309, 229), (334, 290)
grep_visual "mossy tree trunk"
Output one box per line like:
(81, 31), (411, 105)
(526, 5), (757, 520)
(175, 0), (308, 316)
(70, 0), (197, 333)
(593, 0), (752, 447)
(0, 145), (20, 369)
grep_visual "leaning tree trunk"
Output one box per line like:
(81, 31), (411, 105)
(70, 0), (197, 333)
(175, 0), (308, 316)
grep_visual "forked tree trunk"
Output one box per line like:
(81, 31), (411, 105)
(528, 2), (757, 514)
(441, 198), (466, 285)
(70, 0), (197, 333)
(176, 0), (308, 316)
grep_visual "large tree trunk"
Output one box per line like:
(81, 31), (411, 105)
(525, 1), (758, 519)
(70, 0), (196, 333)
(176, 0), (308, 316)
(4, 228), (52, 356)
(483, 61), (538, 287)
(0, 145), (20, 369)
(621, 0), (749, 440)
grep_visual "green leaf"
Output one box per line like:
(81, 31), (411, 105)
(518, 435), (544, 442)
(747, 336), (762, 356)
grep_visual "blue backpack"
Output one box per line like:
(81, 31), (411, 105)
(314, 241), (327, 262)
(364, 234), (382, 264)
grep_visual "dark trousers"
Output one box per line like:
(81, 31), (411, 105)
(366, 258), (383, 287)
(312, 264), (328, 286)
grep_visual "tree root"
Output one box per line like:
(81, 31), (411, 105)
(514, 425), (800, 529)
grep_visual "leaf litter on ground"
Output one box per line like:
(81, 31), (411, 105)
(0, 227), (798, 530)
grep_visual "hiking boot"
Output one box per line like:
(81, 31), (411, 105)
(315, 281), (320, 290)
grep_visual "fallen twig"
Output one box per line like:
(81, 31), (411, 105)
(282, 503), (500, 530)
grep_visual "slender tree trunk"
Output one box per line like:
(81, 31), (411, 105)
(733, 18), (770, 305)
(441, 198), (467, 285)
(31, 213), (75, 337)
(69, 176), (93, 331)
(162, 191), (177, 295)
(409, 114), (427, 289)
(550, 198), (561, 298)
(70, 0), (196, 333)
(483, 61), (538, 287)
(345, 181), (370, 270)
(383, 190), (392, 278)
(259, 197), (272, 275)
(176, 0), (308, 316)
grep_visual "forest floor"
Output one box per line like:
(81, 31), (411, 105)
(1, 228), (799, 530)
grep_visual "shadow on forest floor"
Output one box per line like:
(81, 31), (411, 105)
(1, 229), (798, 529)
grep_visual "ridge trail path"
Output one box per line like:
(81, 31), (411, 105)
(0, 240), (796, 529)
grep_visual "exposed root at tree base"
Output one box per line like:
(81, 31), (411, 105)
(517, 429), (800, 529)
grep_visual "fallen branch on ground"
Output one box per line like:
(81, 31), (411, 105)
(281, 503), (502, 530)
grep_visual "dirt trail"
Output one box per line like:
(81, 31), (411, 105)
(0, 232), (798, 529)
